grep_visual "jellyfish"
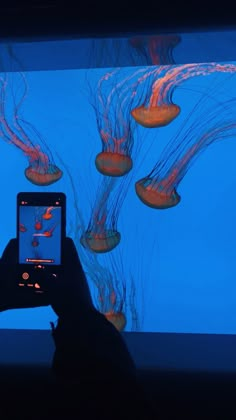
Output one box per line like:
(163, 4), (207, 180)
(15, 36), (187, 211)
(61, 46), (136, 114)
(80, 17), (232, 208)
(82, 67), (155, 252)
(100, 246), (146, 332)
(80, 133), (143, 253)
(42, 206), (55, 220)
(79, 210), (143, 332)
(34, 220), (42, 230)
(89, 68), (148, 177)
(34, 207), (43, 230)
(0, 73), (62, 186)
(129, 33), (181, 65)
(82, 247), (129, 332)
(57, 157), (142, 332)
(33, 224), (57, 238)
(94, 262), (127, 331)
(131, 62), (236, 128)
(80, 226), (150, 332)
(66, 176), (127, 330)
(135, 82), (236, 209)
(80, 177), (121, 253)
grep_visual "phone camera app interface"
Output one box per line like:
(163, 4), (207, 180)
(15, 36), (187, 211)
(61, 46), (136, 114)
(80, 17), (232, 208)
(19, 205), (61, 265)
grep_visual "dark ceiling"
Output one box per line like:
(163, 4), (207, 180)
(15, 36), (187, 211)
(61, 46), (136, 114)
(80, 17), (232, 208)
(0, 0), (235, 40)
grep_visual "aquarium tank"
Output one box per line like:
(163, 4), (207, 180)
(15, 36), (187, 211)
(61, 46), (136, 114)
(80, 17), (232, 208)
(0, 30), (236, 333)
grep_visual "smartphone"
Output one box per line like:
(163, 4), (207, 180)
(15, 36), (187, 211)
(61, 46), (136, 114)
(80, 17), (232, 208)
(17, 192), (66, 290)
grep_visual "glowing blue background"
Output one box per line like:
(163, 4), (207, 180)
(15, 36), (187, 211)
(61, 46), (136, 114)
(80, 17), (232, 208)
(0, 59), (236, 332)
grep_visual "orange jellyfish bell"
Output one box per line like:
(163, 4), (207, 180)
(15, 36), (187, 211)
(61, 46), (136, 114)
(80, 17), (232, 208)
(104, 311), (127, 331)
(95, 151), (133, 176)
(131, 103), (180, 128)
(25, 164), (63, 186)
(42, 207), (54, 220)
(34, 221), (42, 230)
(135, 177), (181, 209)
(42, 213), (52, 220)
(80, 229), (121, 253)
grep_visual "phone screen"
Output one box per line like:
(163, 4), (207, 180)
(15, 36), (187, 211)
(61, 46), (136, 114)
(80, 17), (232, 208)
(17, 193), (66, 266)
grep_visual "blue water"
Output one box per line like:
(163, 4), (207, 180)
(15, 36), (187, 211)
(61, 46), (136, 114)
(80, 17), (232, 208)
(0, 60), (236, 333)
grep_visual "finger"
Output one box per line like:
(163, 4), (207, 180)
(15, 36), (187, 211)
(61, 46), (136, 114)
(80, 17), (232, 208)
(62, 237), (86, 280)
(63, 237), (80, 264)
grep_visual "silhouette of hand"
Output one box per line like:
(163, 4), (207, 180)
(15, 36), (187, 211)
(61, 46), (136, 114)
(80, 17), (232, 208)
(0, 237), (93, 315)
(38, 237), (94, 318)
(0, 238), (50, 311)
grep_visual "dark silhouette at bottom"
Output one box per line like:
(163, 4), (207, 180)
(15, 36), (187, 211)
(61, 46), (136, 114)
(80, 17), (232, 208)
(0, 237), (156, 419)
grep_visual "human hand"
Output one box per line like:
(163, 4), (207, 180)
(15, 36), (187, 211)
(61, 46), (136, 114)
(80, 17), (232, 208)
(0, 237), (94, 317)
(40, 237), (94, 319)
(0, 238), (50, 312)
